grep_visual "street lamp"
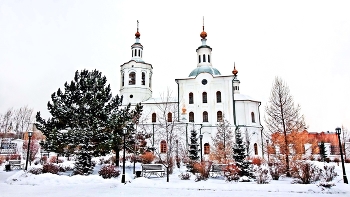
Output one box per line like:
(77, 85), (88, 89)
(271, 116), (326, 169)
(121, 127), (127, 184)
(266, 140), (270, 163)
(25, 124), (34, 171)
(199, 134), (203, 162)
(336, 127), (348, 184)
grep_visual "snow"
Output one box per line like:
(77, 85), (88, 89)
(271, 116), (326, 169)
(0, 160), (349, 197)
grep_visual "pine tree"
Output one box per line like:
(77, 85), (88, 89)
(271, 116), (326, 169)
(36, 69), (143, 175)
(187, 129), (200, 173)
(233, 128), (250, 177)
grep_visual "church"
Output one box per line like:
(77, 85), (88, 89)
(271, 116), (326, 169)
(118, 22), (264, 160)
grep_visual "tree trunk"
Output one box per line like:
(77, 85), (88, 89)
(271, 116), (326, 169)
(114, 147), (120, 166)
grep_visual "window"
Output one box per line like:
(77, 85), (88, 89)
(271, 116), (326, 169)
(203, 111), (208, 122)
(129, 72), (136, 85)
(199, 55), (201, 63)
(138, 49), (140, 57)
(167, 112), (172, 122)
(122, 73), (124, 86)
(203, 54), (206, 62)
(141, 50), (142, 58)
(254, 143), (258, 155)
(217, 111), (223, 122)
(132, 50), (133, 57)
(160, 140), (167, 153)
(189, 93), (193, 104)
(202, 92), (207, 103)
(134, 49), (137, 57)
(208, 55), (210, 63)
(216, 91), (221, 103)
(204, 143), (210, 154)
(251, 112), (255, 123)
(189, 112), (194, 122)
(152, 113), (156, 122)
(142, 72), (145, 85)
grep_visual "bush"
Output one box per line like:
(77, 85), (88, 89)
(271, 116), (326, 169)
(224, 164), (240, 182)
(193, 161), (212, 182)
(253, 165), (271, 184)
(268, 160), (285, 180)
(333, 157), (340, 163)
(49, 156), (63, 164)
(320, 165), (337, 182)
(28, 167), (43, 175)
(250, 157), (263, 166)
(41, 156), (48, 164)
(42, 163), (60, 174)
(0, 155), (5, 165)
(140, 152), (155, 164)
(98, 164), (120, 179)
(309, 156), (315, 161)
(178, 172), (191, 180)
(345, 158), (350, 163)
(290, 161), (320, 184)
(9, 154), (21, 160)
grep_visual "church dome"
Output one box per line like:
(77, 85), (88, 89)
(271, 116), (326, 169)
(188, 66), (221, 77)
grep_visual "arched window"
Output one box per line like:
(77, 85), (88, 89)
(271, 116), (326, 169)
(254, 143), (258, 155)
(167, 112), (172, 122)
(216, 91), (221, 103)
(203, 54), (206, 62)
(152, 113), (156, 123)
(189, 92), (194, 104)
(160, 140), (167, 153)
(132, 50), (133, 57)
(122, 73), (124, 86)
(142, 72), (145, 85)
(251, 112), (255, 123)
(141, 50), (142, 58)
(138, 49), (140, 57)
(129, 72), (136, 85)
(204, 143), (210, 154)
(208, 55), (210, 63)
(189, 112), (194, 122)
(217, 111), (223, 122)
(203, 111), (208, 122)
(134, 49), (137, 57)
(202, 92), (207, 103)
(198, 55), (201, 63)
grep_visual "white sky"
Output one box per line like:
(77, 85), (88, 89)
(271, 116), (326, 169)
(1, 0), (349, 133)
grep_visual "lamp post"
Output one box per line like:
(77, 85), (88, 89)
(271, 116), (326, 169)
(336, 127), (348, 184)
(121, 127), (127, 184)
(25, 124), (34, 171)
(266, 140), (270, 163)
(199, 134), (203, 162)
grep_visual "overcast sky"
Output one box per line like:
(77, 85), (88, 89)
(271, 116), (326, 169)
(1, 0), (349, 133)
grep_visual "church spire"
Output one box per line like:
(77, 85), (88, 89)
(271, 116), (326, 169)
(131, 20), (143, 62)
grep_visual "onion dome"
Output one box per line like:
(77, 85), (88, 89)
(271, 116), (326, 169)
(232, 63), (238, 76)
(135, 31), (140, 38)
(200, 30), (207, 39)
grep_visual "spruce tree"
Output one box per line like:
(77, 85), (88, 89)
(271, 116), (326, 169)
(233, 128), (250, 177)
(187, 129), (199, 173)
(36, 69), (143, 175)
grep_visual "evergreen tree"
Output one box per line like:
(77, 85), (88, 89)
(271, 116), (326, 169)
(36, 69), (143, 175)
(233, 128), (250, 177)
(319, 141), (327, 162)
(187, 129), (200, 173)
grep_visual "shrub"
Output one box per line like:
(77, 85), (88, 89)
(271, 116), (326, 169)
(224, 164), (240, 182)
(309, 156), (315, 161)
(333, 157), (340, 163)
(325, 158), (330, 163)
(140, 152), (155, 164)
(320, 165), (337, 182)
(290, 161), (320, 184)
(253, 165), (271, 184)
(49, 156), (63, 164)
(0, 155), (6, 165)
(251, 157), (263, 166)
(98, 164), (120, 179)
(9, 154), (21, 160)
(268, 160), (285, 180)
(345, 158), (350, 163)
(193, 161), (212, 182)
(178, 172), (191, 180)
(41, 156), (48, 164)
(42, 163), (60, 174)
(28, 167), (43, 175)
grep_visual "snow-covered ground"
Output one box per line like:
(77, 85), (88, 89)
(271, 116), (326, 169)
(1, 160), (349, 197)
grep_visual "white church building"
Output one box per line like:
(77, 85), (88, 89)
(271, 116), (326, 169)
(119, 22), (264, 160)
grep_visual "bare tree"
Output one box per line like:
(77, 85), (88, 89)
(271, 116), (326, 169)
(210, 115), (234, 163)
(12, 106), (33, 139)
(0, 108), (14, 134)
(264, 76), (305, 177)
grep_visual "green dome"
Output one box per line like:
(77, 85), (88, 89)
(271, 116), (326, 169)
(188, 66), (221, 77)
